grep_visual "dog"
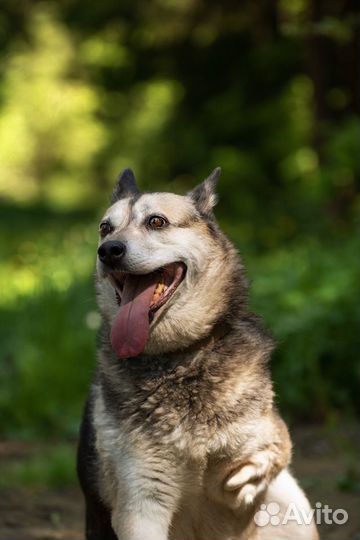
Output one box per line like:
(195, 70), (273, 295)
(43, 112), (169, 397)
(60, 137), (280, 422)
(77, 168), (318, 540)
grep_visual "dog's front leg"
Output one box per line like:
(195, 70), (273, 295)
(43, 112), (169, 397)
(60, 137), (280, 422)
(111, 454), (181, 540)
(112, 497), (173, 540)
(205, 412), (292, 510)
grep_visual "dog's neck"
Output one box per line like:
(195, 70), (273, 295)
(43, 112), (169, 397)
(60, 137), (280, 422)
(99, 318), (233, 377)
(172, 319), (232, 356)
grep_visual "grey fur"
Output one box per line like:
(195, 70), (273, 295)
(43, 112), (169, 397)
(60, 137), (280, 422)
(78, 171), (318, 540)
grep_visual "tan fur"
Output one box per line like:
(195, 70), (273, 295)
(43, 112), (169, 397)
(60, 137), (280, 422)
(97, 192), (238, 354)
(82, 174), (319, 540)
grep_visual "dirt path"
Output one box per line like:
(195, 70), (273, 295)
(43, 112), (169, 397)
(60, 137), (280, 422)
(0, 424), (359, 539)
(0, 488), (83, 540)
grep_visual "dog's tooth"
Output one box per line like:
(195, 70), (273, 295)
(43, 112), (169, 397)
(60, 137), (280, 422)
(152, 291), (160, 302)
(155, 283), (165, 295)
(151, 281), (167, 306)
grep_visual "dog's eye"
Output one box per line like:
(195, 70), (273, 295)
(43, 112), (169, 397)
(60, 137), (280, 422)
(99, 221), (113, 237)
(147, 215), (168, 229)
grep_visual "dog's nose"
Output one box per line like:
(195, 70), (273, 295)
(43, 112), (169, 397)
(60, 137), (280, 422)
(98, 241), (126, 268)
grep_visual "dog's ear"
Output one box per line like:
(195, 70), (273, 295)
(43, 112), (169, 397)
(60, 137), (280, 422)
(188, 167), (221, 216)
(111, 168), (140, 203)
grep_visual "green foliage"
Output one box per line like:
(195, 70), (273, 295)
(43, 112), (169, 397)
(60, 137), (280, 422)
(247, 232), (359, 420)
(0, 6), (106, 208)
(0, 205), (97, 437)
(0, 0), (358, 443)
(0, 444), (76, 488)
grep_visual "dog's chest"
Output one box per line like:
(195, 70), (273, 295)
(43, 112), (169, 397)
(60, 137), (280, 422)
(102, 359), (238, 456)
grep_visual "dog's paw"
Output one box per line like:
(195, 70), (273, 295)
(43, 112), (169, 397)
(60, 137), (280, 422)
(206, 451), (274, 511)
(223, 453), (269, 510)
(222, 452), (270, 509)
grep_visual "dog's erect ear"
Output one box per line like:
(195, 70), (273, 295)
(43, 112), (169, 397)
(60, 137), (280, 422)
(188, 167), (221, 216)
(111, 168), (140, 203)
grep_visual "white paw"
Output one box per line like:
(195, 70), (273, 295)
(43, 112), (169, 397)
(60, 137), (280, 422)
(222, 452), (270, 509)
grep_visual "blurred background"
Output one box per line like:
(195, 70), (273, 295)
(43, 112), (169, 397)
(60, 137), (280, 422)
(0, 1), (359, 539)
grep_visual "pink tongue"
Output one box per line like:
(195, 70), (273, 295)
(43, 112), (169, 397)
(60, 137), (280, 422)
(110, 274), (158, 358)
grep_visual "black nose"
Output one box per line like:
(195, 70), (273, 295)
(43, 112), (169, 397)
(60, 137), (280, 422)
(98, 241), (126, 268)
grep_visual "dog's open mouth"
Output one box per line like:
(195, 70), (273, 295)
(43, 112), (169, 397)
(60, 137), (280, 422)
(107, 262), (186, 359)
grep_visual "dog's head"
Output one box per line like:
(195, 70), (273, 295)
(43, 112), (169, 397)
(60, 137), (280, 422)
(96, 168), (245, 357)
